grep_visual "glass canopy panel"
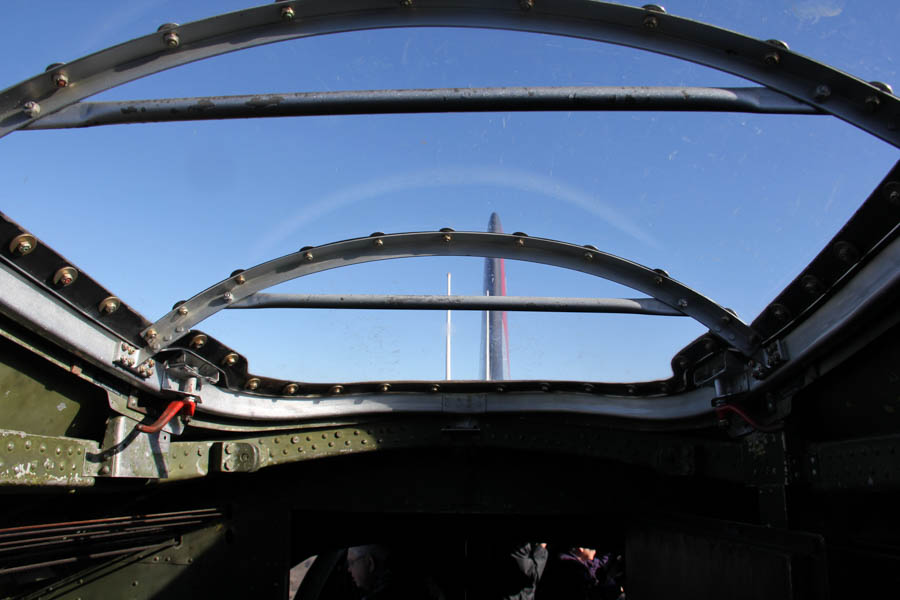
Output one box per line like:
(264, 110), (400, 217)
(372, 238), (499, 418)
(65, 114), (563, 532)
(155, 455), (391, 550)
(0, 1), (897, 383)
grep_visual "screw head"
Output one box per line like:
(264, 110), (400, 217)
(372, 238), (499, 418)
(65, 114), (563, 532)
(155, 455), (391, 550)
(53, 266), (78, 287)
(245, 378), (260, 391)
(99, 296), (120, 314)
(190, 334), (208, 349)
(9, 234), (37, 256)
(222, 353), (239, 367)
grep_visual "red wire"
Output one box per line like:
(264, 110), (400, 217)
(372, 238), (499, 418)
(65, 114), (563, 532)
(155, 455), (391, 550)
(715, 403), (781, 432)
(137, 399), (192, 433)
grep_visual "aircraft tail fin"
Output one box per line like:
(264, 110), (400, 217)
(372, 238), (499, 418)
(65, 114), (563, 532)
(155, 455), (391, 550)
(480, 212), (510, 380)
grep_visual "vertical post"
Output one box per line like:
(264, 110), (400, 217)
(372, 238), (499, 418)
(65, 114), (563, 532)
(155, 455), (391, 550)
(485, 290), (491, 381)
(446, 272), (451, 380)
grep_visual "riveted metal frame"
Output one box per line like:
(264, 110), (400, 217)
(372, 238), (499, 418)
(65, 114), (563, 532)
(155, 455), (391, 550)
(23, 86), (819, 130)
(0, 0), (897, 146)
(0, 429), (100, 487)
(138, 231), (758, 362)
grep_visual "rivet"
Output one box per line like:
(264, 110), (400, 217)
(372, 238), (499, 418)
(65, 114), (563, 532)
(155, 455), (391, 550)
(329, 385), (344, 394)
(291, 436), (299, 444)
(519, 0), (534, 10)
(99, 296), (120, 314)
(176, 305), (189, 317)
(176, 326), (185, 333)
(583, 384), (594, 393)
(374, 238), (384, 247)
(442, 233), (452, 243)
(870, 81), (894, 95)
(145, 329), (158, 340)
(515, 238), (525, 247)
(677, 298), (688, 309)
(763, 51), (781, 66)
(190, 334), (208, 349)
(627, 385), (637, 395)
(642, 15), (659, 29)
(100, 465), (111, 475)
(583, 252), (594, 261)
(197, 448), (203, 456)
(335, 431), (342, 438)
(163, 31), (180, 48)
(45, 62), (65, 72)
(6, 443), (12, 451)
(245, 378), (260, 391)
(361, 439), (368, 445)
(283, 448), (289, 455)
(642, 3), (666, 11)
(23, 101), (41, 118)
(67, 447), (73, 455)
(281, 5), (295, 20)
(379, 383), (391, 393)
(223, 291), (234, 303)
(225, 443), (234, 455)
(674, 355), (688, 369)
(221, 353), (239, 367)
(25, 441), (31, 450)
(345, 440), (351, 446)
(540, 383), (550, 392)
(274, 437), (280, 444)
(833, 240), (859, 264)
(304, 252), (314, 261)
(814, 84), (831, 101)
(55, 446), (61, 455)
(311, 444), (317, 450)
(400, 0), (413, 5)
(9, 234), (37, 256)
(283, 383), (299, 395)
(882, 181), (900, 206)
(328, 441), (335, 447)
(430, 384), (440, 393)
(52, 72), (69, 88)
(801, 274), (823, 295)
(53, 266), (78, 287)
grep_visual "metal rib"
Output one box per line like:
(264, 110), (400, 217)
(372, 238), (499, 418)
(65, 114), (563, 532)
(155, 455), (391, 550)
(229, 293), (686, 315)
(24, 86), (819, 129)
(138, 230), (758, 364)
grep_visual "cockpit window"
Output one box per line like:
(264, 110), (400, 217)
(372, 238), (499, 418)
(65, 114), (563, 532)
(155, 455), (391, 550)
(1, 1), (896, 384)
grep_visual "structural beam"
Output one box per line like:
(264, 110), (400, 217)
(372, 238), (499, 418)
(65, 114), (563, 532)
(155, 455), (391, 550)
(24, 86), (819, 130)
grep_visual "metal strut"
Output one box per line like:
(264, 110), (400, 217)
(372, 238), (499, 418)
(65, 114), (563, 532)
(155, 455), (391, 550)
(24, 86), (819, 130)
(136, 230), (760, 366)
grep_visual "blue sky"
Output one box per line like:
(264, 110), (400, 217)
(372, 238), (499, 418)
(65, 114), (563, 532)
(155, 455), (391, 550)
(1, 1), (897, 382)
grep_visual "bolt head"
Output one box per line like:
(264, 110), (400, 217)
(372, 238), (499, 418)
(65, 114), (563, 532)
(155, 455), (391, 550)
(374, 238), (384, 247)
(763, 51), (781, 66)
(281, 6), (295, 20)
(222, 353), (239, 367)
(163, 32), (180, 48)
(642, 15), (659, 29)
(304, 252), (314, 261)
(190, 334), (207, 349)
(583, 252), (594, 261)
(53, 267), (78, 287)
(177, 306), (189, 316)
(515, 238), (525, 247)
(53, 73), (69, 88)
(245, 378), (260, 391)
(283, 383), (299, 395)
(814, 84), (831, 101)
(442, 234), (452, 243)
(9, 234), (37, 256)
(99, 296), (120, 314)
(223, 291), (234, 303)
(145, 329), (158, 340)
(519, 0), (534, 9)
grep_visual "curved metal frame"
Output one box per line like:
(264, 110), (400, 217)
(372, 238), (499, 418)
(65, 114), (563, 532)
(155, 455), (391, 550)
(137, 230), (758, 366)
(1, 0), (897, 145)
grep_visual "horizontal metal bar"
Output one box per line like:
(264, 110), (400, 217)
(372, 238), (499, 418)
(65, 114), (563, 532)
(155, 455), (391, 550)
(3, 0), (897, 146)
(229, 293), (686, 315)
(24, 86), (819, 129)
(140, 231), (757, 363)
